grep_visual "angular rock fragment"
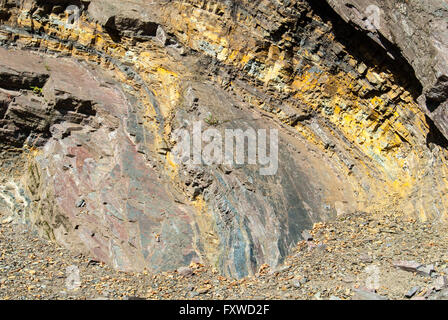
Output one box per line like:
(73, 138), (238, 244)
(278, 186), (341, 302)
(434, 276), (448, 291)
(301, 230), (313, 241)
(393, 261), (435, 277)
(88, 0), (159, 38)
(353, 289), (388, 300)
(405, 286), (420, 298)
(177, 267), (194, 277)
(392, 261), (422, 273)
(416, 264), (436, 277)
(359, 254), (373, 263)
(410, 296), (427, 301)
(0, 49), (49, 91)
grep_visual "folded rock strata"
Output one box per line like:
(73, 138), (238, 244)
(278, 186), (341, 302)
(324, 0), (448, 141)
(0, 0), (447, 278)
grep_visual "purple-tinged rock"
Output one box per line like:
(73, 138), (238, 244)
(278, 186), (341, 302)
(177, 266), (194, 277)
(392, 260), (422, 273)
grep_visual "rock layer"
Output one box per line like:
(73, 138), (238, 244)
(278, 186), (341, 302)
(0, 0), (447, 278)
(324, 0), (448, 141)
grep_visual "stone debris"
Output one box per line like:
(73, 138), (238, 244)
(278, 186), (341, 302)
(301, 230), (313, 241)
(353, 289), (388, 300)
(434, 276), (448, 291)
(405, 286), (420, 298)
(416, 264), (435, 277)
(1, 216), (13, 224)
(177, 267), (193, 277)
(1, 210), (448, 300)
(359, 254), (373, 263)
(75, 199), (86, 208)
(393, 261), (422, 273)
(0, 0), (447, 301)
(410, 296), (426, 301)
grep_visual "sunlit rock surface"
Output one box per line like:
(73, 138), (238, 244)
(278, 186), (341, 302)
(324, 0), (448, 142)
(0, 0), (447, 278)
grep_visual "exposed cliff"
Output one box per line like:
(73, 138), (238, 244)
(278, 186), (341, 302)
(324, 0), (448, 139)
(0, 0), (447, 278)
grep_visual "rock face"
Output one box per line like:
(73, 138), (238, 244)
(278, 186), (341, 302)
(324, 0), (448, 140)
(0, 0), (447, 278)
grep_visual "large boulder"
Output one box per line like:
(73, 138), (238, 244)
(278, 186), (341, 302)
(88, 0), (159, 38)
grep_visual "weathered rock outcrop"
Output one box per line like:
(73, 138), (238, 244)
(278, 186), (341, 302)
(0, 0), (447, 278)
(324, 0), (448, 141)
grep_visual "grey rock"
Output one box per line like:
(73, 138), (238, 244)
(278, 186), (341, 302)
(177, 266), (193, 277)
(341, 275), (355, 283)
(428, 288), (448, 300)
(155, 26), (168, 46)
(299, 277), (309, 285)
(123, 296), (146, 300)
(301, 229), (313, 241)
(416, 264), (435, 277)
(434, 276), (448, 291)
(184, 86), (199, 108)
(353, 289), (388, 300)
(270, 265), (290, 275)
(410, 296), (427, 300)
(88, 0), (159, 38)
(316, 243), (327, 252)
(393, 260), (422, 273)
(291, 280), (302, 289)
(405, 286), (420, 298)
(75, 199), (86, 208)
(359, 254), (373, 263)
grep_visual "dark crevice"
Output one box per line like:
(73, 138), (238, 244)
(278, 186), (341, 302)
(427, 100), (443, 113)
(270, 23), (289, 42)
(104, 17), (122, 43)
(0, 74), (50, 92)
(426, 115), (448, 149)
(0, 9), (11, 22)
(0, 100), (8, 118)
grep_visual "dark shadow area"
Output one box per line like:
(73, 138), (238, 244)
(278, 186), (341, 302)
(426, 75), (448, 112)
(105, 28), (122, 43)
(0, 9), (11, 22)
(0, 100), (8, 119)
(103, 17), (122, 43)
(426, 115), (448, 149)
